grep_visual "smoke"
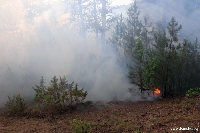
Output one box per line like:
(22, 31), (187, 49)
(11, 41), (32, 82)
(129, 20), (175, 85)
(1, 0), (198, 106)
(0, 0), (138, 106)
(113, 0), (200, 40)
(138, 0), (200, 39)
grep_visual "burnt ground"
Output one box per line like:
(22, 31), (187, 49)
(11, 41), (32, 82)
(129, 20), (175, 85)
(0, 96), (200, 133)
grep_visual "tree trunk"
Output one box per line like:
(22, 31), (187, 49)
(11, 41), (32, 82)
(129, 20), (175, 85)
(78, 0), (86, 39)
(93, 0), (99, 41)
(100, 0), (106, 45)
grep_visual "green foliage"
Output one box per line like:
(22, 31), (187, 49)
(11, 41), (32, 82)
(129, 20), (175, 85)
(113, 120), (129, 131)
(129, 38), (145, 88)
(33, 76), (88, 111)
(70, 119), (91, 133)
(185, 87), (200, 97)
(167, 17), (182, 42)
(109, 0), (200, 97)
(5, 94), (27, 116)
(134, 130), (140, 133)
(110, 0), (154, 91)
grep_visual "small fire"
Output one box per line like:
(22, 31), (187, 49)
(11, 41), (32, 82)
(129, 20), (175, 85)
(153, 87), (161, 95)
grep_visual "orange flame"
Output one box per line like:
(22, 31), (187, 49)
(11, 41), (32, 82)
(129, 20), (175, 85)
(153, 87), (161, 95)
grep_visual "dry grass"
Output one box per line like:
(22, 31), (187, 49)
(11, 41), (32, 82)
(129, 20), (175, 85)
(0, 96), (200, 133)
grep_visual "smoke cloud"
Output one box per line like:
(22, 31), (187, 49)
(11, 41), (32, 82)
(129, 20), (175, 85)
(138, 0), (200, 39)
(113, 0), (200, 39)
(0, 0), (138, 106)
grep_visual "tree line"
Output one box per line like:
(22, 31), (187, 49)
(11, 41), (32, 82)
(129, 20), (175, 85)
(109, 0), (200, 97)
(24, 0), (200, 97)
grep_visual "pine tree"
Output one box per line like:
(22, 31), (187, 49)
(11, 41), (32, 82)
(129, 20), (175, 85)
(124, 0), (142, 59)
(67, 0), (88, 38)
(109, 13), (127, 55)
(129, 38), (145, 90)
(109, 0), (154, 92)
(109, 1), (200, 97)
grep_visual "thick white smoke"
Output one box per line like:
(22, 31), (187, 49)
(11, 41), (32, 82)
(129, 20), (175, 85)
(0, 0), (137, 106)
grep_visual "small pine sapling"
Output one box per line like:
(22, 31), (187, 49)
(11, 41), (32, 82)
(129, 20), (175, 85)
(33, 76), (88, 112)
(5, 94), (27, 116)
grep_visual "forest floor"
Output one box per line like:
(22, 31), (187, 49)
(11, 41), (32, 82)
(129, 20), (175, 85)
(0, 95), (200, 133)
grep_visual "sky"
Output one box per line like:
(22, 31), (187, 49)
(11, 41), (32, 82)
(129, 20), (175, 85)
(111, 0), (132, 6)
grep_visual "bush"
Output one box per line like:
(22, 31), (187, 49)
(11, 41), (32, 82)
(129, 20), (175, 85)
(185, 87), (200, 97)
(70, 119), (91, 133)
(5, 94), (27, 116)
(33, 76), (88, 112)
(134, 130), (140, 133)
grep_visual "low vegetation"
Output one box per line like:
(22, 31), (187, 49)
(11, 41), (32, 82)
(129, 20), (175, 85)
(1, 75), (200, 132)
(4, 94), (27, 116)
(1, 94), (199, 132)
(70, 119), (92, 133)
(33, 76), (87, 112)
(185, 87), (200, 97)
(3, 76), (88, 117)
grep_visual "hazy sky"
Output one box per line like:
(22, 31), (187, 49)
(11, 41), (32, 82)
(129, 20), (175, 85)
(111, 0), (132, 6)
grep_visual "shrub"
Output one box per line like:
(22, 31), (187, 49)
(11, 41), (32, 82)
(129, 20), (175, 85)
(33, 76), (88, 112)
(5, 94), (27, 116)
(70, 119), (91, 133)
(185, 87), (200, 97)
(134, 130), (140, 133)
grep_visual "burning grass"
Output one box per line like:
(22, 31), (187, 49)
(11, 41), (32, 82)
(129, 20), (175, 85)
(0, 95), (200, 132)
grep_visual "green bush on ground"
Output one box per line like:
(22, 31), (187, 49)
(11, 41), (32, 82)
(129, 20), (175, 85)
(5, 94), (27, 116)
(70, 119), (91, 133)
(185, 87), (200, 97)
(33, 76), (88, 112)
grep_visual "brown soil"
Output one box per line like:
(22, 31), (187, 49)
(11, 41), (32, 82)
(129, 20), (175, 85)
(0, 96), (200, 133)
